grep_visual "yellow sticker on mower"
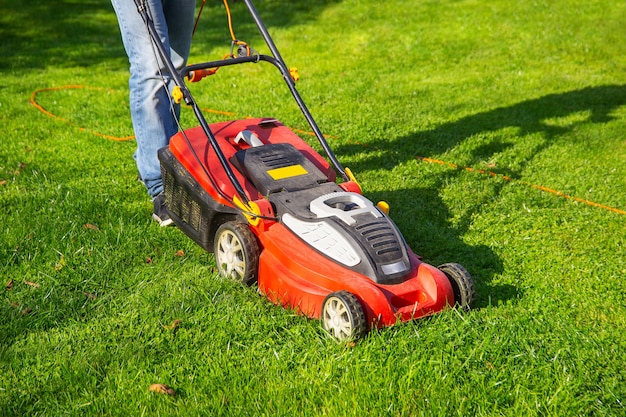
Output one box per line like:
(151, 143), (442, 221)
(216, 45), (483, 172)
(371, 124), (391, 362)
(267, 164), (308, 180)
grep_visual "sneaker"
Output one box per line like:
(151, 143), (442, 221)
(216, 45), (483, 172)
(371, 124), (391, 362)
(152, 193), (173, 227)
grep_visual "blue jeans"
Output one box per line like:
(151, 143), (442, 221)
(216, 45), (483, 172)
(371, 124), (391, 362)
(111, 0), (196, 198)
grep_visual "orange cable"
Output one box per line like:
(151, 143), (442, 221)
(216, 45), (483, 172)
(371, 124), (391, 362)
(223, 0), (236, 42)
(192, 0), (207, 36)
(187, 0), (248, 83)
(30, 85), (134, 141)
(223, 0), (251, 56)
(416, 156), (626, 215)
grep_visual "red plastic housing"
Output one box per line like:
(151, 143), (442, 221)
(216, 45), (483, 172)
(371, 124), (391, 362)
(169, 118), (454, 328)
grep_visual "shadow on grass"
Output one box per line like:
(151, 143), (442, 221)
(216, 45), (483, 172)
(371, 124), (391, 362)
(415, 84), (626, 177)
(338, 84), (626, 176)
(0, 0), (340, 71)
(0, 0), (121, 70)
(367, 184), (513, 309)
(342, 84), (626, 307)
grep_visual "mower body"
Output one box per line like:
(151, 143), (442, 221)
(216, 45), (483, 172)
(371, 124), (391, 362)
(159, 118), (456, 329)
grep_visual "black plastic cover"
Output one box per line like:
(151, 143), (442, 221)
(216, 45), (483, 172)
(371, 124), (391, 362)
(233, 143), (329, 196)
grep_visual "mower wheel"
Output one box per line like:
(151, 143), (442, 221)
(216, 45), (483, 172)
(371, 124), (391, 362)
(214, 222), (259, 285)
(438, 262), (475, 311)
(321, 291), (367, 341)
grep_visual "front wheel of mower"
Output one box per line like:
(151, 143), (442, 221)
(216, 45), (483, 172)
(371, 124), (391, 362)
(321, 291), (367, 341)
(214, 222), (259, 285)
(438, 262), (475, 311)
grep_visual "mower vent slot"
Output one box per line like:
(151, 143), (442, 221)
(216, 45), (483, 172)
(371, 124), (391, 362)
(355, 219), (403, 255)
(356, 221), (387, 231)
(372, 240), (397, 248)
(259, 154), (291, 166)
(366, 232), (395, 241)
(360, 226), (391, 235)
(377, 247), (401, 256)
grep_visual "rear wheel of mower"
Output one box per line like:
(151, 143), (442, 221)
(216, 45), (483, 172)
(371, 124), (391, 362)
(321, 291), (367, 341)
(438, 262), (475, 311)
(214, 222), (259, 285)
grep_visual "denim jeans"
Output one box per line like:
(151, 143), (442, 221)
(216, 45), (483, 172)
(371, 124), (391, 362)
(111, 0), (196, 198)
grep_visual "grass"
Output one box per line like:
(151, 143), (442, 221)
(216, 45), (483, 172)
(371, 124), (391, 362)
(1, 0), (626, 415)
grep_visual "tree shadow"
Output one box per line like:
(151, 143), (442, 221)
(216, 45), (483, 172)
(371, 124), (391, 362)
(337, 85), (626, 175)
(193, 0), (339, 46)
(0, 0), (340, 71)
(0, 0), (121, 70)
(343, 85), (626, 307)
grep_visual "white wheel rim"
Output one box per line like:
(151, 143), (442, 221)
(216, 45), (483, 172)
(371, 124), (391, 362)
(323, 297), (353, 339)
(216, 230), (246, 279)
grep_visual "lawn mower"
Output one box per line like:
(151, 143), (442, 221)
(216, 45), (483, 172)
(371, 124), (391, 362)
(134, 0), (475, 340)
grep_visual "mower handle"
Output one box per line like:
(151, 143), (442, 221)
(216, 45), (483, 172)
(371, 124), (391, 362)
(182, 0), (350, 183)
(133, 0), (252, 205)
(241, 0), (349, 182)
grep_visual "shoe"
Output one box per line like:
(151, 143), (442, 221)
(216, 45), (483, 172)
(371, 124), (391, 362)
(152, 193), (173, 227)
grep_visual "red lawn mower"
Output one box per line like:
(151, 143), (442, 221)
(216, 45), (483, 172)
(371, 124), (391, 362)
(135, 0), (475, 340)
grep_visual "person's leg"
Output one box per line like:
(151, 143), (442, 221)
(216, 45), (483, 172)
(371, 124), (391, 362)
(111, 0), (195, 198)
(164, 0), (196, 86)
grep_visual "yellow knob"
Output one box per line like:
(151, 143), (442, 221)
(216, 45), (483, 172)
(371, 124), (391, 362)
(172, 86), (184, 104)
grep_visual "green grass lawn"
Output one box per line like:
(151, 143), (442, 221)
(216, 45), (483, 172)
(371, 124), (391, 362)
(1, 0), (625, 415)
